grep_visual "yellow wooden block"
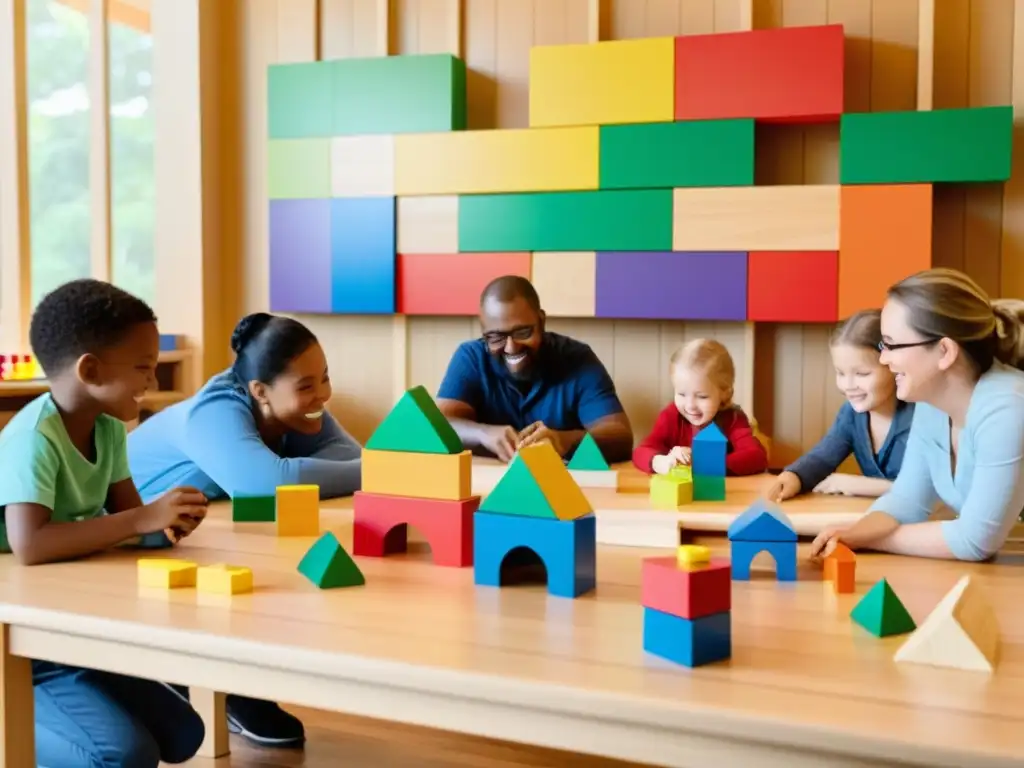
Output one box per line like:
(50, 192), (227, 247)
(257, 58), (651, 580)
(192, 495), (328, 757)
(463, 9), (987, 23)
(649, 469), (693, 510)
(331, 135), (395, 196)
(531, 252), (595, 317)
(197, 564), (253, 595)
(677, 545), (711, 568)
(529, 37), (675, 128)
(276, 484), (320, 536)
(394, 126), (599, 196)
(397, 195), (459, 254)
(673, 185), (840, 251)
(514, 442), (593, 520)
(362, 448), (472, 501)
(137, 558), (197, 589)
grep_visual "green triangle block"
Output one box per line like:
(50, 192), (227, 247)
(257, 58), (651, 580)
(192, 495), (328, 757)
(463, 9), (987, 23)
(566, 433), (610, 471)
(365, 385), (463, 454)
(479, 453), (556, 518)
(298, 531), (365, 589)
(850, 578), (916, 637)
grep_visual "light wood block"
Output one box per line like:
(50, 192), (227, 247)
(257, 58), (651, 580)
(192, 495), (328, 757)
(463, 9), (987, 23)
(362, 448), (472, 501)
(529, 37), (675, 127)
(397, 196), (458, 254)
(894, 574), (1000, 673)
(197, 564), (254, 595)
(530, 251), (596, 317)
(672, 185), (840, 251)
(276, 484), (320, 536)
(137, 558), (198, 589)
(394, 127), (599, 195)
(331, 135), (395, 197)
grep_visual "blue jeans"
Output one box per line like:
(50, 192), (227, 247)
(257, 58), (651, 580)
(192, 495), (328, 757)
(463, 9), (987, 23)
(33, 661), (205, 768)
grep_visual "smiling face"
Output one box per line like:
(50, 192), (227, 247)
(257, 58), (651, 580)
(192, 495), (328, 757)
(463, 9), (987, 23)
(77, 320), (160, 422)
(830, 343), (896, 413)
(255, 341), (332, 434)
(878, 297), (944, 403)
(480, 295), (545, 380)
(671, 364), (724, 428)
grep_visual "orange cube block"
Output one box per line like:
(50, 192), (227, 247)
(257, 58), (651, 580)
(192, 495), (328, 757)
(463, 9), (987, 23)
(276, 484), (320, 536)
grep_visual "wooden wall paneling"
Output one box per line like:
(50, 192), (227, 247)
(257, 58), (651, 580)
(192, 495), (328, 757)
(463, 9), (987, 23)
(90, 0), (112, 283)
(917, 0), (934, 110)
(1002, 1), (1024, 302)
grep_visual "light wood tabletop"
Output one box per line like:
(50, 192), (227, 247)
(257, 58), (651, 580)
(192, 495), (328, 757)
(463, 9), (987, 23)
(0, 489), (1021, 768)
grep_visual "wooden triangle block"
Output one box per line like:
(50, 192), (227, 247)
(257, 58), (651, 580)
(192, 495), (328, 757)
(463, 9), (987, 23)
(850, 578), (915, 637)
(894, 575), (1000, 673)
(366, 385), (463, 454)
(566, 433), (610, 470)
(298, 532), (365, 589)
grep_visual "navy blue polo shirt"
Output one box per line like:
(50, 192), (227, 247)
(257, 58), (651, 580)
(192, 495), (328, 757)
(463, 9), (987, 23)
(436, 332), (625, 432)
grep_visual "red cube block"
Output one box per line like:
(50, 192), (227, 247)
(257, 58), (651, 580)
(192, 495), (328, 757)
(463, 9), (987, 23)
(641, 556), (731, 620)
(747, 251), (838, 323)
(674, 24), (845, 123)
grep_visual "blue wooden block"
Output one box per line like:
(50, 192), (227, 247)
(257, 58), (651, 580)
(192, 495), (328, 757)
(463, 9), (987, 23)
(642, 607), (731, 667)
(727, 500), (797, 542)
(158, 335), (182, 352)
(692, 422), (727, 476)
(693, 474), (725, 501)
(730, 539), (797, 581)
(330, 197), (396, 314)
(473, 511), (596, 598)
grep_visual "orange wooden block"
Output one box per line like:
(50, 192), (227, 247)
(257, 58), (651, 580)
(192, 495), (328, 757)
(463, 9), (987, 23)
(838, 184), (932, 319)
(823, 542), (856, 594)
(397, 253), (532, 315)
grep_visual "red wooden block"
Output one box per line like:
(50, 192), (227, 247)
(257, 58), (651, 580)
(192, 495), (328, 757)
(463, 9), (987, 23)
(641, 556), (731, 620)
(397, 253), (532, 315)
(352, 491), (479, 567)
(674, 24), (845, 123)
(747, 251), (838, 323)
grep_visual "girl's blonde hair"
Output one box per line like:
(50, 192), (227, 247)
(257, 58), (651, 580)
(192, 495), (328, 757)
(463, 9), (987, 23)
(887, 268), (1024, 374)
(670, 339), (735, 406)
(832, 309), (882, 351)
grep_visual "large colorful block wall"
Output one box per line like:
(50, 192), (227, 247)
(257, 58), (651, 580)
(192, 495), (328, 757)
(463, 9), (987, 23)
(267, 24), (1013, 323)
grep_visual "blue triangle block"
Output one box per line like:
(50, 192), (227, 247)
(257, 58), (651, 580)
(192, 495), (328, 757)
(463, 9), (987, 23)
(727, 500), (797, 542)
(694, 422), (727, 443)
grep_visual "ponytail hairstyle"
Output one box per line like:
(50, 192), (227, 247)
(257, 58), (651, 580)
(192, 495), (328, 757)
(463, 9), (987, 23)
(886, 268), (1024, 375)
(831, 309), (882, 352)
(230, 312), (318, 384)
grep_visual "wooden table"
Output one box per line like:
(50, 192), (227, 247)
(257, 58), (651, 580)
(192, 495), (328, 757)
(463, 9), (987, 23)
(1, 491), (1022, 768)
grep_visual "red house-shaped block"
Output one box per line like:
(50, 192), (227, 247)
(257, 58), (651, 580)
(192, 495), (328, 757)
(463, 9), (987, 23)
(674, 24), (845, 123)
(641, 556), (731, 619)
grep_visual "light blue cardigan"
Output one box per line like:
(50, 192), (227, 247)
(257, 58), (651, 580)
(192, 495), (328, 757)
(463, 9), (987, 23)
(127, 368), (362, 503)
(867, 361), (1024, 560)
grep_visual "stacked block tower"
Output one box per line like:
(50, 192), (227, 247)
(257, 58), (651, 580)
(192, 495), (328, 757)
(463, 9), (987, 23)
(353, 385), (478, 568)
(265, 24), (1011, 325)
(727, 500), (797, 581)
(474, 441), (596, 598)
(641, 545), (732, 667)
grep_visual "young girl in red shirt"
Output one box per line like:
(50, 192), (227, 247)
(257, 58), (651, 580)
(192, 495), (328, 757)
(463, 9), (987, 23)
(633, 339), (768, 476)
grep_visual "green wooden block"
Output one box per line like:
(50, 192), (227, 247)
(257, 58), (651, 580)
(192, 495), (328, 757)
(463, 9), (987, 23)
(267, 139), (332, 199)
(366, 385), (463, 454)
(850, 578), (916, 637)
(298, 531), (365, 589)
(332, 54), (467, 136)
(232, 495), (275, 523)
(267, 61), (334, 139)
(567, 433), (610, 471)
(458, 190), (673, 252)
(600, 119), (755, 189)
(840, 106), (1013, 184)
(693, 474), (725, 501)
(479, 454), (556, 519)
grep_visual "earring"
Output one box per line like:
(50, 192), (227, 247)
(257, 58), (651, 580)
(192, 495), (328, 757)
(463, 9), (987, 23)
(261, 402), (272, 419)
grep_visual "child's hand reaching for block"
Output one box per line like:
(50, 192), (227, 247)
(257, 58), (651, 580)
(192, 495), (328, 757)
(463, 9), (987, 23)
(135, 486), (208, 538)
(669, 446), (691, 465)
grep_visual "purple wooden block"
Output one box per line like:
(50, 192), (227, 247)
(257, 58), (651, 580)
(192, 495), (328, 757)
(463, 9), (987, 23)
(269, 199), (332, 313)
(595, 251), (747, 320)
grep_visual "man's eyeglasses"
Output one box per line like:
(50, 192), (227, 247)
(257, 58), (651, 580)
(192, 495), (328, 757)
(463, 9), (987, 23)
(483, 326), (535, 347)
(877, 338), (939, 352)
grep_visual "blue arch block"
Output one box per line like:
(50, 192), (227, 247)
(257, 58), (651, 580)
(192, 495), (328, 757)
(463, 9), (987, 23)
(730, 539), (797, 581)
(473, 511), (596, 598)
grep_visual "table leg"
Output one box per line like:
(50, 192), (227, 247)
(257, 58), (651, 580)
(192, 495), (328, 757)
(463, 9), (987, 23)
(191, 687), (231, 758)
(0, 624), (34, 768)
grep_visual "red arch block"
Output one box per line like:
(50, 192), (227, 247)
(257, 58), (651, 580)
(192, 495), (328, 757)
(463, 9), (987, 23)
(352, 491), (478, 567)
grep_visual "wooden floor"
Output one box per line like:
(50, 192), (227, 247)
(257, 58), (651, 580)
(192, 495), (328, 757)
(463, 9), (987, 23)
(180, 706), (640, 767)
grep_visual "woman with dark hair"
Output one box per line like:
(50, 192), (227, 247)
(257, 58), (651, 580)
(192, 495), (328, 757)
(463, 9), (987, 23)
(127, 312), (363, 747)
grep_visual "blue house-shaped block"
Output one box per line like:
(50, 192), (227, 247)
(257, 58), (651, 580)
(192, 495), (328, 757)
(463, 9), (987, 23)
(692, 422), (727, 500)
(727, 500), (798, 581)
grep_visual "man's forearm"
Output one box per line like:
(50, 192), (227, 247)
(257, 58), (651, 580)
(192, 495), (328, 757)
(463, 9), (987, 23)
(585, 422), (634, 464)
(446, 417), (491, 448)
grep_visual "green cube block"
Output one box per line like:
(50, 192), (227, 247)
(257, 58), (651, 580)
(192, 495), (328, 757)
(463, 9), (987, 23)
(232, 495), (276, 523)
(267, 139), (332, 199)
(458, 190), (673, 252)
(693, 474), (725, 502)
(332, 54), (466, 135)
(268, 61), (334, 139)
(600, 119), (755, 189)
(840, 106), (1013, 184)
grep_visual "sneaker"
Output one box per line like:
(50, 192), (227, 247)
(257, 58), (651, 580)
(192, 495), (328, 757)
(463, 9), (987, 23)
(226, 694), (305, 748)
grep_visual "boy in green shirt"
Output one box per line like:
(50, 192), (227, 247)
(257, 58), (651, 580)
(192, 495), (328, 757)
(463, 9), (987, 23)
(0, 279), (208, 767)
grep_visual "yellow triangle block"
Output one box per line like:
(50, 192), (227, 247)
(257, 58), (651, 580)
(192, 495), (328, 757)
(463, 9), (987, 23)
(894, 575), (1000, 673)
(480, 441), (592, 520)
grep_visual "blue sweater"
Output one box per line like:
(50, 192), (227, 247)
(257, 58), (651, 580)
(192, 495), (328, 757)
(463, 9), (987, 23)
(127, 368), (362, 503)
(867, 361), (1024, 561)
(785, 399), (914, 492)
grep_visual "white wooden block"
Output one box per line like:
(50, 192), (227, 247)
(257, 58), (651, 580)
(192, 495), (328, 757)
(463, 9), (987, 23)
(331, 135), (395, 196)
(531, 252), (596, 317)
(397, 195), (459, 254)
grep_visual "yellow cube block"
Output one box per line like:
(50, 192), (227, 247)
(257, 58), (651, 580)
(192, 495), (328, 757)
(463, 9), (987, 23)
(677, 545), (711, 568)
(197, 564), (253, 595)
(137, 558), (197, 589)
(276, 484), (320, 536)
(649, 468), (693, 510)
(362, 448), (472, 501)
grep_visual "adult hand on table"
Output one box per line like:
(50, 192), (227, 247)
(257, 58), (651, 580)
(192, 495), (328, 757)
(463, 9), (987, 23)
(481, 425), (518, 463)
(517, 421), (569, 456)
(764, 470), (802, 502)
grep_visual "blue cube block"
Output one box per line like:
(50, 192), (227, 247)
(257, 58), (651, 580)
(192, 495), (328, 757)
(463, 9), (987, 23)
(330, 197), (396, 314)
(643, 607), (731, 667)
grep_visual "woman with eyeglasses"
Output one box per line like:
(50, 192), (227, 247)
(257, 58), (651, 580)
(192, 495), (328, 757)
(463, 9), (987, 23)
(809, 268), (1024, 562)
